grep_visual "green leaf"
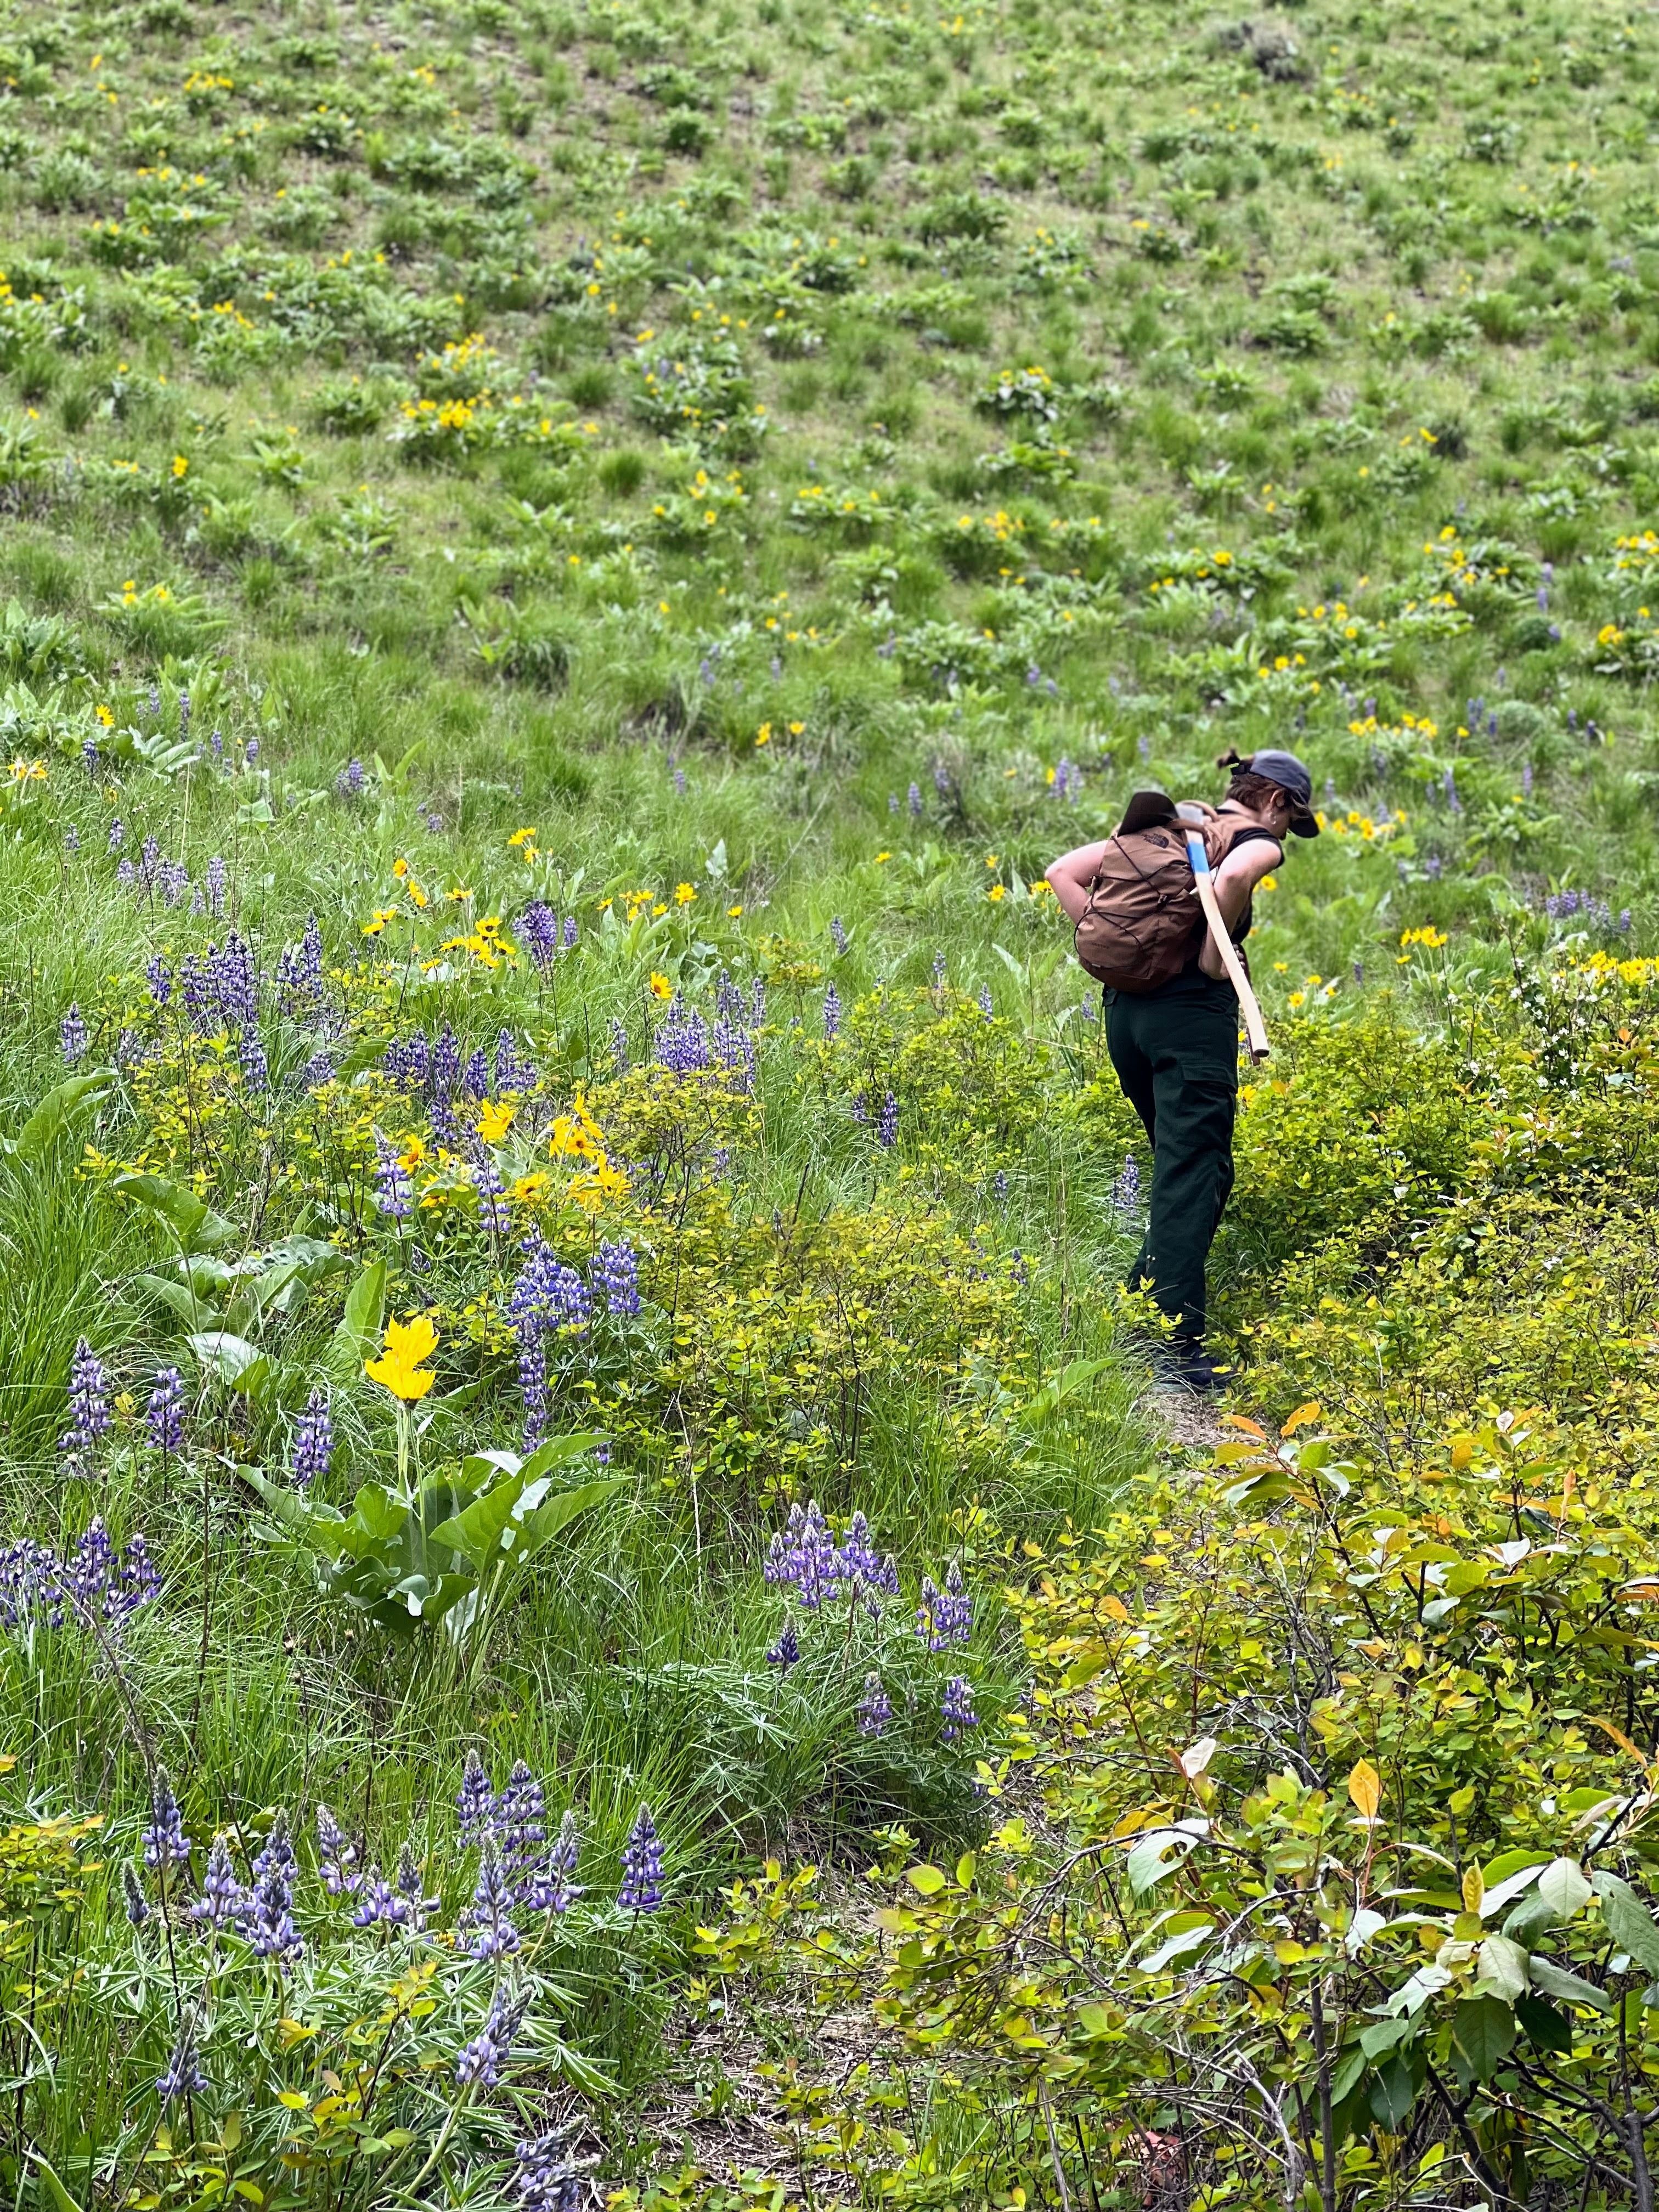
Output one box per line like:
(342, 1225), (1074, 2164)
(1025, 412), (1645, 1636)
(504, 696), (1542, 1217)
(518, 1474), (624, 1554)
(188, 1330), (268, 1395)
(1126, 1827), (1203, 1895)
(428, 1471), (527, 1571)
(1537, 1857), (1592, 1922)
(136, 1272), (223, 1329)
(1527, 1956), (1613, 2015)
(906, 1865), (947, 1895)
(1515, 1993), (1575, 2053)
(1475, 1933), (1528, 2002)
(1451, 1996), (1516, 2084)
(519, 1431), (610, 1482)
(1329, 2046), (1367, 2103)
(1359, 2017), (1413, 2060)
(325, 1257), (386, 1386)
(29, 2153), (84, 2212)
(10, 1073), (109, 1161)
(114, 1170), (236, 1252)
(352, 1484), (408, 1542)
(1137, 1918), (1214, 1973)
(1368, 2052), (1419, 2129)
(1592, 1873), (1659, 1976)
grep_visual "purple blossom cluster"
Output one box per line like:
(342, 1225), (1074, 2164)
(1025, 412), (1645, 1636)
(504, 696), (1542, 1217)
(274, 915), (325, 1020)
(177, 934), (259, 1037)
(764, 1500), (899, 1613)
(1542, 888), (1632, 930)
(511, 2128), (584, 2212)
(0, 1517), (160, 1632)
(291, 1389), (333, 1489)
(916, 1562), (973, 1651)
(520, 902), (578, 971)
(508, 1236), (642, 1445)
(454, 1751), (585, 1941)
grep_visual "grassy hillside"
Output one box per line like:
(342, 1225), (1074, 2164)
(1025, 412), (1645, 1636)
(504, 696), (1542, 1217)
(6, 0), (1659, 2202)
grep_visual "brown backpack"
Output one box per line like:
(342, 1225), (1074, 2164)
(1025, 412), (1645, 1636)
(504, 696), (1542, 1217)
(1073, 791), (1279, 993)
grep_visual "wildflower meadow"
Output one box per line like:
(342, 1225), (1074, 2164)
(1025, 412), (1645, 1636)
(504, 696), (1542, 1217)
(7, 0), (1659, 2204)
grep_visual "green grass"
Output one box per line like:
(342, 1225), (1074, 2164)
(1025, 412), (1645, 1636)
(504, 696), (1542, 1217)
(2, 0), (1659, 2193)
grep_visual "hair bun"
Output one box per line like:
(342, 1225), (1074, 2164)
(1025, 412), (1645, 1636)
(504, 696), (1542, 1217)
(1214, 746), (1250, 772)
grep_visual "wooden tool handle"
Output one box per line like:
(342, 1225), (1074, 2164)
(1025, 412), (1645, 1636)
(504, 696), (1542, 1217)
(1186, 833), (1271, 1063)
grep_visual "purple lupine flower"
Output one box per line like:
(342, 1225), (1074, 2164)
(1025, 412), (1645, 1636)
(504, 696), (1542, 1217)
(115, 859), (136, 890)
(138, 835), (161, 893)
(523, 1809), (583, 1915)
(521, 902), (559, 972)
(457, 1748), (493, 1843)
(59, 1339), (111, 1469)
(511, 2128), (583, 2212)
(492, 1760), (548, 1901)
(562, 914), (578, 951)
(1114, 1158), (1142, 1214)
(455, 1986), (527, 2089)
(316, 1802), (360, 1895)
(876, 1092), (899, 1148)
(276, 916), (324, 1014)
(143, 1769), (191, 1871)
(108, 816), (125, 853)
(190, 1835), (247, 1929)
(146, 1368), (185, 1455)
(373, 1131), (413, 1221)
(160, 861), (189, 909)
(941, 1676), (979, 1741)
(1443, 766), (1462, 814)
(907, 782), (922, 817)
(595, 1238), (641, 1318)
(67, 1517), (115, 1617)
(1137, 734), (1151, 761)
(916, 1571), (971, 1651)
(156, 2023), (208, 2102)
(299, 1048), (334, 1088)
(517, 1331), (549, 1451)
(932, 952), (946, 990)
(292, 1388), (332, 1489)
(1522, 761), (1534, 798)
(63, 823), (80, 853)
(618, 1803), (664, 1914)
(245, 738), (260, 764)
(146, 956), (171, 1006)
(460, 1048), (490, 1101)
(765, 1499), (842, 1609)
(396, 1842), (438, 1932)
(351, 1866), (403, 1931)
(432, 1024), (461, 1095)
(831, 916), (848, 956)
(822, 982), (842, 1039)
(60, 1004), (88, 1064)
(238, 1034), (270, 1094)
(336, 758), (365, 798)
(119, 1534), (160, 1617)
(464, 1837), (521, 1959)
(495, 1029), (535, 1094)
(765, 1617), (800, 1670)
(471, 1137), (511, 1236)
(857, 1672), (893, 1738)
(122, 1860), (150, 1927)
(244, 1818), (301, 1962)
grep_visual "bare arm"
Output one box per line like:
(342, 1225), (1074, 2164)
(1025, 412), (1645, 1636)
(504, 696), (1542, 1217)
(1197, 838), (1281, 978)
(1044, 839), (1111, 924)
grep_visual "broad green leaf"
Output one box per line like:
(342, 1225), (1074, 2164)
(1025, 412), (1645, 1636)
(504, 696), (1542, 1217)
(1137, 1918), (1214, 1973)
(1515, 1992), (1575, 2053)
(1475, 1933), (1529, 2002)
(1126, 1827), (1203, 1895)
(428, 1471), (527, 1571)
(1329, 2046), (1367, 2103)
(1528, 1956), (1613, 2015)
(519, 1474), (625, 1554)
(1451, 1995), (1516, 2084)
(114, 1170), (236, 1252)
(519, 1431), (611, 1483)
(351, 1484), (408, 1542)
(1537, 1857), (1592, 1922)
(325, 1258), (386, 1386)
(188, 1331), (267, 1391)
(136, 1272), (223, 1329)
(29, 2154), (84, 2212)
(1368, 2052), (1418, 2129)
(906, 1865), (947, 1895)
(1480, 1856), (1548, 1915)
(1592, 1873), (1659, 1976)
(11, 1072), (109, 1161)
(460, 1448), (522, 1489)
(1359, 2017), (1412, 2059)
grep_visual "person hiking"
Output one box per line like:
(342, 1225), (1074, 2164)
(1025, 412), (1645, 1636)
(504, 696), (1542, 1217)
(1044, 748), (1319, 1392)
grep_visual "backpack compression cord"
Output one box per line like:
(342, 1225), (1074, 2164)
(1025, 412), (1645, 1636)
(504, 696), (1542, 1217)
(1184, 830), (1271, 1063)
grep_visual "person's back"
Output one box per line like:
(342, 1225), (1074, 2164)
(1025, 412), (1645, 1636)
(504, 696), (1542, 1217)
(1045, 749), (1319, 1391)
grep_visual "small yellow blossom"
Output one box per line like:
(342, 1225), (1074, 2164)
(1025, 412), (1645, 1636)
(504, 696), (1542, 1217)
(365, 1314), (439, 1402)
(648, 972), (674, 1000)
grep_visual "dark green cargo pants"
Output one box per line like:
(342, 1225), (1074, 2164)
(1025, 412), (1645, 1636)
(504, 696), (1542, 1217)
(1105, 970), (1240, 1342)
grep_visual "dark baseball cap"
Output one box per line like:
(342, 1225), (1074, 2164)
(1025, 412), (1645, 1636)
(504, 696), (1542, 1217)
(1240, 748), (1319, 837)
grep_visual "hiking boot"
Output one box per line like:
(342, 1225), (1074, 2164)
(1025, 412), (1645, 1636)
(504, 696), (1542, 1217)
(1163, 1336), (1230, 1396)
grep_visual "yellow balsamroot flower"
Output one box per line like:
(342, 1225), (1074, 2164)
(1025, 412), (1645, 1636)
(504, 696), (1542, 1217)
(567, 1155), (630, 1212)
(648, 972), (674, 1000)
(475, 1098), (515, 1143)
(365, 1314), (439, 1402)
(674, 882), (696, 905)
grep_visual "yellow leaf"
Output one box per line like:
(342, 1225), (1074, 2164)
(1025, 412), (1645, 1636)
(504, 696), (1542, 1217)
(1347, 1758), (1381, 1823)
(275, 2090), (309, 2111)
(1280, 1401), (1322, 1436)
(1462, 1865), (1485, 1914)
